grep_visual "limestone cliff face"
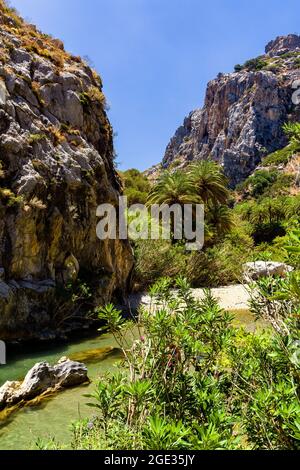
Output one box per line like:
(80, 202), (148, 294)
(0, 3), (133, 341)
(162, 35), (300, 186)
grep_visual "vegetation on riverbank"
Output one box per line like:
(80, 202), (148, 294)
(38, 241), (300, 449)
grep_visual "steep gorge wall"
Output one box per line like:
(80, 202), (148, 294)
(161, 35), (300, 186)
(0, 3), (133, 341)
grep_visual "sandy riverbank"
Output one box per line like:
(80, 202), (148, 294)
(128, 284), (251, 312)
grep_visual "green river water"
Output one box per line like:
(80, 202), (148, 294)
(0, 332), (123, 450)
(0, 309), (259, 450)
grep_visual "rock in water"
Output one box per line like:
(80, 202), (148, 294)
(18, 361), (56, 400)
(157, 34), (300, 187)
(0, 357), (88, 410)
(53, 357), (89, 388)
(243, 261), (294, 281)
(0, 381), (21, 408)
(0, 3), (134, 340)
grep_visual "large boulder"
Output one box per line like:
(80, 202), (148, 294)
(18, 361), (56, 400)
(243, 261), (293, 281)
(0, 357), (88, 410)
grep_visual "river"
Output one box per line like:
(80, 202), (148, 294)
(0, 332), (123, 450)
(0, 306), (260, 450)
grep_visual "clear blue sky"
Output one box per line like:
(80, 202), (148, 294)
(10, 0), (300, 171)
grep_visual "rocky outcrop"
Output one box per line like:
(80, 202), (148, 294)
(243, 261), (293, 281)
(0, 357), (88, 410)
(161, 35), (300, 186)
(265, 34), (300, 57)
(0, 3), (134, 340)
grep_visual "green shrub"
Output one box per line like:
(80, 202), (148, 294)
(120, 169), (151, 205)
(244, 57), (268, 71)
(0, 187), (23, 207)
(268, 173), (294, 196)
(234, 56), (268, 72)
(42, 273), (300, 450)
(234, 64), (243, 72)
(187, 236), (251, 287)
(283, 122), (300, 146)
(28, 133), (47, 144)
(132, 215), (253, 289)
(237, 168), (294, 199)
(240, 170), (279, 197)
(263, 122), (300, 166)
(80, 87), (108, 110)
(133, 240), (188, 288)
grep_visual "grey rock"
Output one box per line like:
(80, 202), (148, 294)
(32, 59), (57, 84)
(265, 34), (300, 57)
(0, 357), (88, 410)
(63, 90), (83, 128)
(0, 381), (21, 408)
(0, 280), (12, 299)
(0, 79), (8, 106)
(53, 357), (88, 387)
(18, 279), (56, 294)
(243, 261), (294, 281)
(16, 170), (42, 195)
(18, 362), (56, 400)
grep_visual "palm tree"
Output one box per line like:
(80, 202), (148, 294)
(188, 160), (230, 205)
(207, 204), (235, 238)
(147, 170), (201, 206)
(147, 170), (202, 244)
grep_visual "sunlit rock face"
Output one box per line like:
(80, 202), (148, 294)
(161, 35), (300, 187)
(0, 2), (134, 340)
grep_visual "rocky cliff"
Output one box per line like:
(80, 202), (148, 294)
(161, 35), (300, 186)
(0, 2), (133, 341)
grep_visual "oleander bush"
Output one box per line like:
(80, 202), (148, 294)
(40, 263), (300, 450)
